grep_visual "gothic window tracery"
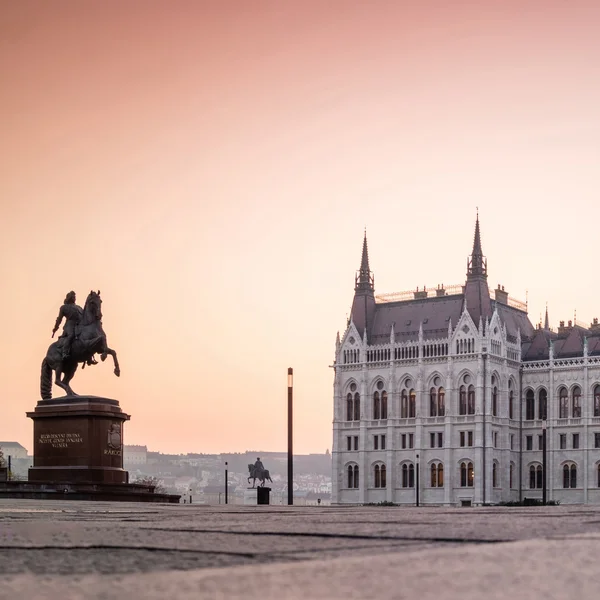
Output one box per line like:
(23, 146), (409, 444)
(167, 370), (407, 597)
(525, 389), (535, 421)
(347, 464), (359, 488)
(460, 462), (474, 487)
(572, 386), (581, 418)
(538, 388), (547, 421)
(430, 462), (444, 487)
(374, 463), (386, 488)
(559, 387), (568, 419)
(401, 463), (415, 488)
(563, 463), (577, 489)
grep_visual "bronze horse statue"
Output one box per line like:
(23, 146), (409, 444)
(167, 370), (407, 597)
(248, 464), (273, 488)
(40, 290), (120, 399)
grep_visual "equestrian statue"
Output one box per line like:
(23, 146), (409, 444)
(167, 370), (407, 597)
(41, 290), (120, 399)
(247, 457), (273, 488)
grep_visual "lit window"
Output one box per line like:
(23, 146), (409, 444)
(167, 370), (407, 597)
(430, 462), (444, 487)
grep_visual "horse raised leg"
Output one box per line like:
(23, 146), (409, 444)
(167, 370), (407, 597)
(100, 346), (120, 377)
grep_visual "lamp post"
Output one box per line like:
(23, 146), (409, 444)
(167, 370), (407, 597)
(542, 421), (547, 505)
(288, 368), (294, 506)
(225, 461), (228, 505)
(415, 453), (420, 507)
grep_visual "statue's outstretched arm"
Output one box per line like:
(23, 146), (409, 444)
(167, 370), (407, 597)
(52, 306), (64, 337)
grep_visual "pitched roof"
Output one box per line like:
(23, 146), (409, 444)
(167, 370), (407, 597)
(369, 294), (463, 344)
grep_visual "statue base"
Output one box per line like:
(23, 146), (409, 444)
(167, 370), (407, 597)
(244, 487), (271, 505)
(27, 396), (130, 485)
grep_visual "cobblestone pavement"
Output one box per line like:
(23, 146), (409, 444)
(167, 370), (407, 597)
(3, 500), (600, 599)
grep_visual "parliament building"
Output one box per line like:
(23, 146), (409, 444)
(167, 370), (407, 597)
(332, 217), (600, 505)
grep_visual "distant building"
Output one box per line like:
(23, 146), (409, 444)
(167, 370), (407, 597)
(333, 216), (600, 506)
(124, 445), (147, 465)
(0, 442), (28, 460)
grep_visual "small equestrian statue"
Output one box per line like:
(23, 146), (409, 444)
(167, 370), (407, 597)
(248, 457), (273, 488)
(40, 290), (120, 399)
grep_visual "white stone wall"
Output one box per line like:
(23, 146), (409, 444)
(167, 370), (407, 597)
(332, 311), (600, 506)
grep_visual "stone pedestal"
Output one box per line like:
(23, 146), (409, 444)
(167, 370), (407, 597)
(27, 396), (130, 484)
(257, 486), (271, 505)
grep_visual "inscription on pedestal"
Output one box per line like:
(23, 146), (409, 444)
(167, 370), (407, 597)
(39, 433), (83, 449)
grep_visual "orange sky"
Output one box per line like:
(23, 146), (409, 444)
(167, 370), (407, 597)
(2, 1), (600, 454)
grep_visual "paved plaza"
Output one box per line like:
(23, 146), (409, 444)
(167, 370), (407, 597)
(3, 500), (600, 599)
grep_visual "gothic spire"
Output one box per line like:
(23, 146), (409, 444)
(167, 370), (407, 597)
(467, 210), (487, 278)
(355, 230), (374, 292)
(544, 303), (549, 330)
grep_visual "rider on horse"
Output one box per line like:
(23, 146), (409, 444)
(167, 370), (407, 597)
(52, 291), (83, 359)
(254, 457), (264, 478)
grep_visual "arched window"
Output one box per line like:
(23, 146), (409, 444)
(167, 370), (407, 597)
(438, 387), (445, 416)
(430, 387), (437, 417)
(354, 392), (360, 421)
(430, 462), (443, 488)
(346, 393), (353, 421)
(460, 462), (474, 487)
(373, 391), (380, 420)
(492, 386), (498, 417)
(381, 391), (388, 420)
(509, 464), (514, 488)
(380, 464), (386, 488)
(529, 465), (536, 489)
(347, 465), (354, 488)
(374, 464), (381, 488)
(492, 462), (498, 487)
(563, 464), (569, 489)
(572, 386), (581, 418)
(409, 389), (416, 418)
(530, 465), (542, 489)
(467, 385), (475, 414)
(595, 385), (600, 417)
(353, 465), (359, 488)
(563, 464), (577, 489)
(509, 385), (514, 420)
(525, 389), (535, 421)
(459, 386), (467, 415)
(597, 464), (600, 488)
(401, 463), (414, 488)
(401, 390), (408, 418)
(559, 387), (568, 419)
(538, 389), (547, 421)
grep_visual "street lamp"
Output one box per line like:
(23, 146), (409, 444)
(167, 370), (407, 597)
(288, 368), (294, 506)
(542, 421), (547, 505)
(416, 453), (420, 507)
(225, 461), (228, 505)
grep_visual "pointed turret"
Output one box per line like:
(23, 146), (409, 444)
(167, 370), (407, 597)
(350, 231), (376, 340)
(544, 303), (549, 330)
(467, 211), (487, 278)
(463, 212), (493, 326)
(355, 230), (374, 292)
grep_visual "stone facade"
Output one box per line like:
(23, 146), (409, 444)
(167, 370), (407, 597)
(332, 219), (600, 506)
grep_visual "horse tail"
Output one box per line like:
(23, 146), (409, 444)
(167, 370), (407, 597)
(40, 357), (52, 400)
